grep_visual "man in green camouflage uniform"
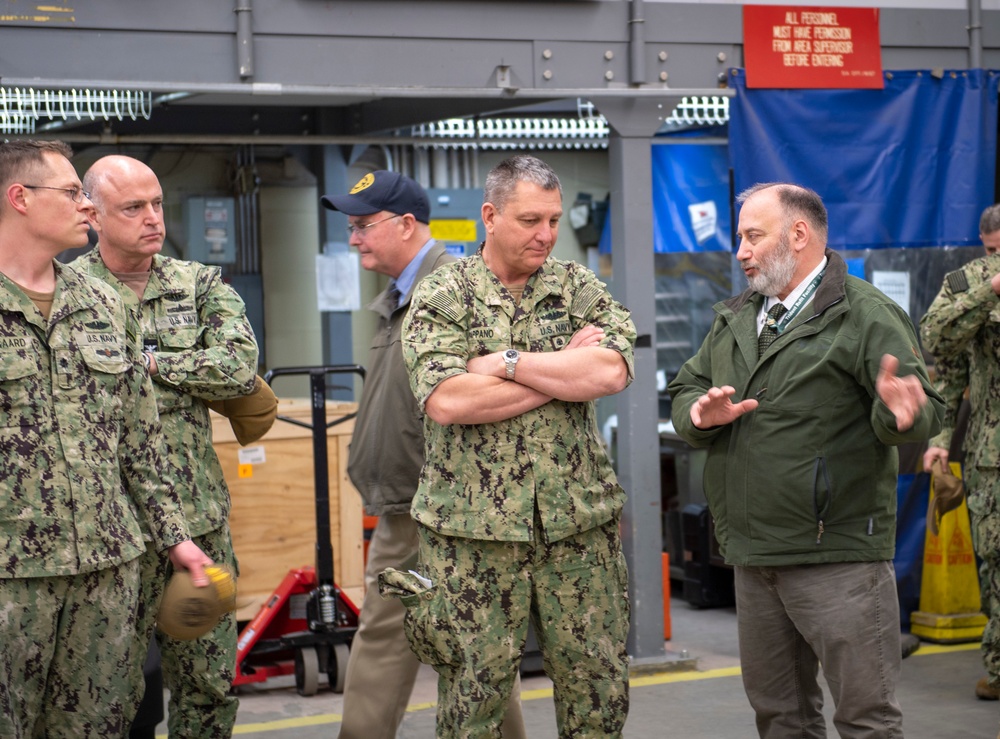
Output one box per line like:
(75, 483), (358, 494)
(920, 203), (1000, 701)
(322, 170), (527, 739)
(401, 155), (635, 738)
(0, 141), (211, 738)
(75, 155), (259, 738)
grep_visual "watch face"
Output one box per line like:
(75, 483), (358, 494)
(505, 349), (518, 360)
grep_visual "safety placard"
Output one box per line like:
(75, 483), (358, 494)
(430, 219), (478, 242)
(743, 6), (883, 89)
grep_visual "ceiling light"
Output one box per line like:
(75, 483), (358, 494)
(0, 87), (152, 134)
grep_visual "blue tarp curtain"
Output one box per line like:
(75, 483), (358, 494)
(728, 68), (999, 249)
(598, 139), (732, 254)
(650, 143), (732, 253)
(600, 70), (998, 254)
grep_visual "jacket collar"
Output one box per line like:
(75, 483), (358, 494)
(79, 249), (181, 306)
(0, 261), (103, 332)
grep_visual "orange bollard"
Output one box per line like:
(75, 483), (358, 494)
(662, 552), (672, 640)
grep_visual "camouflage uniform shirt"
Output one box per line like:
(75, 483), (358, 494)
(0, 262), (190, 578)
(402, 251), (636, 544)
(74, 251), (258, 536)
(920, 253), (1000, 472)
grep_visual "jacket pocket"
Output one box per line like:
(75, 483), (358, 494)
(812, 456), (833, 545)
(79, 346), (127, 425)
(402, 585), (462, 669)
(379, 566), (460, 669)
(79, 343), (130, 375)
(157, 324), (200, 351)
(0, 351), (42, 428)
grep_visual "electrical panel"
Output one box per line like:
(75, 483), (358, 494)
(183, 196), (236, 264)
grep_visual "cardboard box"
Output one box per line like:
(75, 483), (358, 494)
(212, 398), (364, 617)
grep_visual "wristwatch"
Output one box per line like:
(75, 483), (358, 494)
(503, 349), (520, 380)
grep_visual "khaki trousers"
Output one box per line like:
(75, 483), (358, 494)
(735, 561), (903, 739)
(339, 513), (526, 739)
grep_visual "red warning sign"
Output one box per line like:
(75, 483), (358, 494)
(743, 6), (883, 89)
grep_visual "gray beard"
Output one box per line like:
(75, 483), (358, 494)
(745, 239), (796, 297)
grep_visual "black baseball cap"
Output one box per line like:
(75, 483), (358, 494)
(321, 171), (430, 224)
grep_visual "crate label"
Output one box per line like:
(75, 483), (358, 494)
(238, 464), (253, 478)
(238, 445), (266, 465)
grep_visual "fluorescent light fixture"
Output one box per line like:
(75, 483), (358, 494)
(0, 87), (152, 134)
(410, 97), (729, 149)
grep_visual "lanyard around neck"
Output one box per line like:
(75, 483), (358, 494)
(771, 269), (825, 334)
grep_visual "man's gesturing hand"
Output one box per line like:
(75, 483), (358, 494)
(876, 354), (927, 432)
(690, 386), (759, 429)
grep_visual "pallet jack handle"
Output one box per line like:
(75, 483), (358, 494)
(263, 365), (366, 591)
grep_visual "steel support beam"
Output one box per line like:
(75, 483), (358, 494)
(598, 98), (667, 665)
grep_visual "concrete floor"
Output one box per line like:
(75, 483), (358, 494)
(154, 594), (999, 738)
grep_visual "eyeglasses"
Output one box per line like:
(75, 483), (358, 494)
(23, 185), (91, 203)
(346, 213), (401, 237)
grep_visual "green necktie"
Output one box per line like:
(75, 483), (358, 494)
(758, 303), (787, 357)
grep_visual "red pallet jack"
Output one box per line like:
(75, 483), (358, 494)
(233, 365), (365, 696)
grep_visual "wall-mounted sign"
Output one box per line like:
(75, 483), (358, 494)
(430, 219), (478, 243)
(743, 6), (883, 89)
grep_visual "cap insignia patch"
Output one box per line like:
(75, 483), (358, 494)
(350, 173), (375, 194)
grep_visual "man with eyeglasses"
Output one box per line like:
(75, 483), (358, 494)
(0, 141), (212, 737)
(321, 170), (526, 739)
(73, 155), (266, 739)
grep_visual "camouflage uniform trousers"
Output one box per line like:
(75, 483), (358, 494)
(406, 518), (630, 739)
(130, 525), (239, 738)
(967, 466), (1000, 688)
(0, 559), (141, 739)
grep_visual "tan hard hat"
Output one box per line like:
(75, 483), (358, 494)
(928, 459), (965, 537)
(206, 376), (279, 446)
(156, 564), (238, 641)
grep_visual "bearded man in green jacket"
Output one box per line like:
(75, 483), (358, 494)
(669, 182), (944, 738)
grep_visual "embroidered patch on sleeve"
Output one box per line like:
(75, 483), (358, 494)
(423, 291), (467, 324)
(945, 269), (969, 294)
(570, 283), (603, 319)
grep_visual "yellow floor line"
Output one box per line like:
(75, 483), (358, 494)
(232, 714), (344, 734)
(907, 641), (979, 655)
(152, 641), (979, 737)
(632, 665), (744, 687)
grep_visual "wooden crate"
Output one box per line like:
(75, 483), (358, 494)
(212, 398), (365, 618)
